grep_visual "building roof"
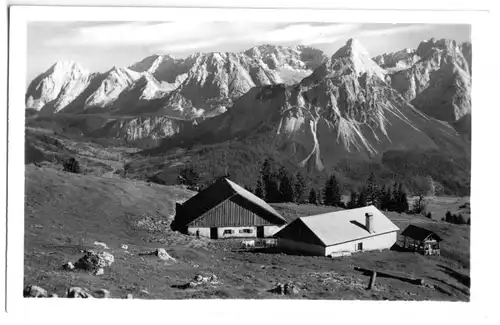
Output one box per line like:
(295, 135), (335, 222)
(175, 178), (285, 227)
(224, 179), (285, 222)
(400, 225), (442, 242)
(278, 206), (399, 247)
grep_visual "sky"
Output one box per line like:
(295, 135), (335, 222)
(27, 22), (471, 84)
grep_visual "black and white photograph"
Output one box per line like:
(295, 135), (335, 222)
(3, 3), (496, 323)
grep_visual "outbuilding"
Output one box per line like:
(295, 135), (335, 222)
(400, 225), (442, 256)
(274, 206), (400, 256)
(172, 178), (287, 239)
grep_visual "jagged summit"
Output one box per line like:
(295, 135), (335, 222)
(304, 38), (386, 83)
(332, 38), (370, 58)
(26, 60), (92, 113)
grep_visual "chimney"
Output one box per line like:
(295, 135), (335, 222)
(365, 212), (374, 233)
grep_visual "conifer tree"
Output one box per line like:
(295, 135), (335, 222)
(260, 158), (280, 202)
(357, 187), (367, 207)
(255, 179), (264, 199)
(293, 171), (308, 203)
(278, 166), (295, 203)
(265, 174), (280, 203)
(366, 172), (379, 207)
(308, 188), (317, 205)
(323, 174), (342, 206)
(316, 188), (322, 205)
(379, 184), (388, 210)
(347, 191), (358, 209)
(396, 183), (409, 213)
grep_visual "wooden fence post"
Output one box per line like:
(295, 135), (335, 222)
(368, 271), (377, 290)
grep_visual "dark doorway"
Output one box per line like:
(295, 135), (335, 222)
(357, 242), (363, 251)
(256, 226), (264, 238)
(210, 227), (218, 239)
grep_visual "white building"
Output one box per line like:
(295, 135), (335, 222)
(274, 206), (400, 256)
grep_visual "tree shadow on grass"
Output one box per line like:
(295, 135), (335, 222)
(428, 276), (470, 296)
(437, 264), (470, 288)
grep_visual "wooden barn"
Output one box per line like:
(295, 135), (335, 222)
(274, 206), (400, 256)
(172, 178), (287, 239)
(400, 225), (442, 256)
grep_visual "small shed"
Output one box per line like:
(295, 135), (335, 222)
(400, 225), (442, 256)
(172, 178), (286, 239)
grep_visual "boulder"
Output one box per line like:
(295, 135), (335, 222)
(62, 262), (75, 270)
(269, 282), (299, 295)
(67, 287), (93, 298)
(93, 268), (104, 276)
(74, 250), (114, 272)
(95, 289), (111, 298)
(94, 241), (109, 249)
(284, 283), (300, 295)
(23, 285), (48, 298)
(155, 248), (176, 261)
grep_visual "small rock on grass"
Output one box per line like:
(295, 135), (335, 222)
(23, 285), (47, 298)
(95, 289), (111, 298)
(121, 244), (128, 250)
(93, 268), (104, 276)
(62, 262), (75, 270)
(67, 287), (93, 298)
(94, 241), (109, 249)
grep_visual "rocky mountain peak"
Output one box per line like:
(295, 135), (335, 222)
(25, 60), (92, 112)
(306, 39), (386, 82)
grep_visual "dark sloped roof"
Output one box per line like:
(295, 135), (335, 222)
(401, 225), (442, 242)
(176, 178), (285, 227)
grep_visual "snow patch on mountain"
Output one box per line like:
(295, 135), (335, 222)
(26, 61), (92, 113)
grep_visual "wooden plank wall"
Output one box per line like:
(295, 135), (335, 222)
(189, 198), (277, 227)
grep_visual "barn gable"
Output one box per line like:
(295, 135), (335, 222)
(273, 218), (325, 247)
(188, 195), (282, 227)
(174, 178), (285, 229)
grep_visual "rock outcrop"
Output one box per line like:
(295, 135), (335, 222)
(387, 38), (472, 123)
(23, 285), (48, 298)
(26, 61), (92, 113)
(163, 38), (462, 170)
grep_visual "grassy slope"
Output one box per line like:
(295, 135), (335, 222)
(25, 165), (470, 300)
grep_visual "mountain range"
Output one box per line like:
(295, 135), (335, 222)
(26, 37), (472, 194)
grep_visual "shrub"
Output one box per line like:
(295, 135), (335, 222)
(62, 157), (80, 174)
(426, 212), (432, 219)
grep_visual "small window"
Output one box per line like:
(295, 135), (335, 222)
(239, 228), (253, 234)
(223, 229), (234, 235)
(357, 243), (363, 251)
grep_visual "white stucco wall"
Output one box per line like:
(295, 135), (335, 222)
(263, 225), (281, 237)
(217, 226), (257, 238)
(188, 225), (284, 239)
(277, 238), (325, 256)
(278, 231), (398, 256)
(324, 231), (398, 256)
(187, 227), (211, 238)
